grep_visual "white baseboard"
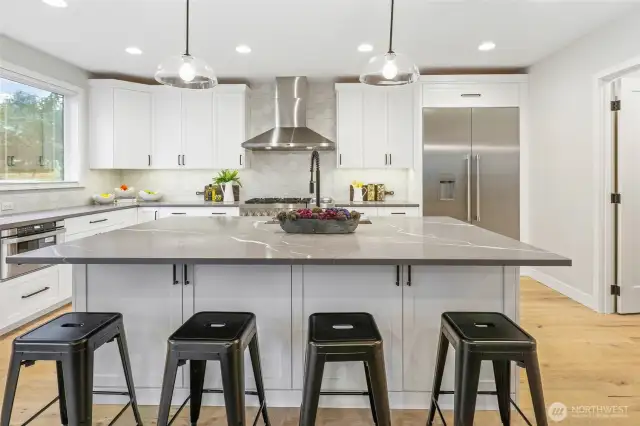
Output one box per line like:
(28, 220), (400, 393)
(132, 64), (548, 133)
(527, 268), (597, 311)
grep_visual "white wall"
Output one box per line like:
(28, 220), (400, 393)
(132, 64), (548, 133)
(122, 80), (412, 202)
(0, 36), (121, 213)
(527, 10), (640, 310)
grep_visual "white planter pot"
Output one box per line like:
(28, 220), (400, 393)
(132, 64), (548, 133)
(223, 183), (235, 204)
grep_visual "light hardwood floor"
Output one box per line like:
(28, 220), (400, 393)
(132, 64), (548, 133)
(1, 277), (638, 425)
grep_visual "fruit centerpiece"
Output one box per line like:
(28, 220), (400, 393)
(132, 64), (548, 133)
(276, 207), (361, 234)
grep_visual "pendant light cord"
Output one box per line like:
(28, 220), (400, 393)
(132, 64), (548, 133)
(185, 0), (190, 56)
(388, 0), (395, 53)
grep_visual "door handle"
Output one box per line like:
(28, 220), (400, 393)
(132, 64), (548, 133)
(21, 287), (50, 299)
(406, 265), (412, 286)
(172, 265), (179, 285)
(178, 155), (181, 166)
(183, 264), (190, 285)
(395, 265), (400, 286)
(240, 154), (243, 166)
(475, 154), (481, 222)
(148, 154), (151, 166)
(465, 155), (471, 222)
(171, 212), (187, 215)
(89, 218), (108, 224)
(339, 154), (342, 166)
(389, 153), (392, 165)
(384, 154), (388, 166)
(182, 155), (185, 166)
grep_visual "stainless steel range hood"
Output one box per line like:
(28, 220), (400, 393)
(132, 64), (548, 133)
(241, 77), (335, 151)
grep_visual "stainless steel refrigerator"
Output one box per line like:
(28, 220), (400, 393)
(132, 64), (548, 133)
(422, 107), (520, 239)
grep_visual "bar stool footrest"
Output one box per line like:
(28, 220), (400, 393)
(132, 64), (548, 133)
(431, 391), (533, 426)
(167, 389), (268, 426)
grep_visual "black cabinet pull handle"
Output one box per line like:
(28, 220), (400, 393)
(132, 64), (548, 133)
(461, 93), (481, 97)
(22, 287), (50, 299)
(391, 212), (406, 215)
(385, 154), (388, 166)
(211, 212), (226, 215)
(240, 154), (243, 166)
(171, 212), (187, 215)
(406, 265), (412, 286)
(395, 265), (400, 286)
(389, 153), (392, 165)
(183, 264), (190, 285)
(154, 211), (158, 220)
(182, 155), (185, 166)
(172, 265), (179, 285)
(89, 218), (108, 224)
(339, 154), (342, 165)
(148, 154), (151, 166)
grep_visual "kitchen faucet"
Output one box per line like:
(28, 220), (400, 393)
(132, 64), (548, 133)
(309, 150), (320, 207)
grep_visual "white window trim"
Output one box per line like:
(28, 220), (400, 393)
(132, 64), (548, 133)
(0, 61), (84, 191)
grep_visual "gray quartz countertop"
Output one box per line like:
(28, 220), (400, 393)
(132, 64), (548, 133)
(0, 202), (240, 230)
(9, 216), (571, 267)
(334, 201), (420, 208)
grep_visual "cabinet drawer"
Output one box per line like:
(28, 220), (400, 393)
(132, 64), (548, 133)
(0, 266), (60, 331)
(157, 207), (240, 218)
(378, 207), (420, 217)
(66, 208), (137, 235)
(346, 207), (379, 218)
(422, 84), (519, 108)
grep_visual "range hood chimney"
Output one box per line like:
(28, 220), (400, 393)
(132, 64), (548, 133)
(241, 77), (336, 151)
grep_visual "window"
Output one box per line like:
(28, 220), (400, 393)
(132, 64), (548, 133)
(0, 77), (65, 181)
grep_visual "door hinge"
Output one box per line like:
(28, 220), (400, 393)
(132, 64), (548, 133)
(611, 285), (621, 296)
(611, 193), (621, 204)
(611, 100), (621, 111)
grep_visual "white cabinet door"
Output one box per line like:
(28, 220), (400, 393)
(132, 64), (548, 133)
(137, 208), (158, 223)
(182, 91), (214, 169)
(113, 88), (152, 169)
(301, 265), (403, 391)
(88, 265), (181, 389)
(402, 266), (504, 392)
(214, 93), (246, 169)
(152, 88), (182, 169)
(89, 87), (114, 169)
(193, 265), (292, 390)
(347, 206), (379, 218)
(387, 87), (414, 169)
(336, 90), (363, 168)
(59, 264), (73, 300)
(363, 90), (388, 168)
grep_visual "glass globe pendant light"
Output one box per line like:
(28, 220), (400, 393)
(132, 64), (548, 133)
(360, 0), (419, 86)
(155, 0), (217, 89)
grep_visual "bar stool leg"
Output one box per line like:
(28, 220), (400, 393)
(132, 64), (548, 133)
(363, 362), (378, 425)
(299, 347), (325, 426)
(453, 349), (481, 426)
(157, 349), (181, 426)
(427, 330), (449, 426)
(220, 349), (246, 426)
(366, 347), (391, 426)
(0, 352), (22, 426)
(249, 336), (272, 426)
(524, 353), (549, 426)
(190, 360), (207, 426)
(116, 330), (143, 425)
(492, 360), (511, 426)
(61, 350), (94, 426)
(56, 361), (69, 426)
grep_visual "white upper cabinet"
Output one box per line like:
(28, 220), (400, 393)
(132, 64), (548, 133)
(335, 84), (415, 169)
(182, 90), (215, 169)
(89, 80), (248, 170)
(214, 88), (248, 169)
(151, 87), (182, 169)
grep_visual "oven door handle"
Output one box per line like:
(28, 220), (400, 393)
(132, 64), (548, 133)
(1, 228), (66, 245)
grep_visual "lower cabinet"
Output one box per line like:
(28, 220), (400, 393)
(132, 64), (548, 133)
(402, 266), (505, 392)
(299, 265), (404, 392)
(192, 265), (293, 390)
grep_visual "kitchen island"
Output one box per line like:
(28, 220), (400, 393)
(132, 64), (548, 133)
(9, 216), (570, 410)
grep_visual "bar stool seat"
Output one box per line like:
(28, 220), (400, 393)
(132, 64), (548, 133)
(428, 312), (548, 426)
(157, 312), (271, 426)
(299, 312), (391, 426)
(1, 312), (142, 426)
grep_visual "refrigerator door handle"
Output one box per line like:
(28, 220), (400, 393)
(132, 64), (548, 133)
(465, 154), (471, 222)
(476, 154), (481, 222)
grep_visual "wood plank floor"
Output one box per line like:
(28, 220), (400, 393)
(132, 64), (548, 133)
(1, 277), (638, 425)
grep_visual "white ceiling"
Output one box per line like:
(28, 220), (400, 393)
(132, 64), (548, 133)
(3, 0), (639, 79)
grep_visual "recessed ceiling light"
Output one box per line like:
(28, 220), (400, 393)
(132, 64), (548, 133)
(478, 41), (496, 51)
(125, 47), (143, 55)
(235, 45), (252, 54)
(42, 0), (68, 7)
(358, 43), (374, 52)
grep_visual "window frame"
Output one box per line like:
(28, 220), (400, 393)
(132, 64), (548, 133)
(0, 61), (83, 191)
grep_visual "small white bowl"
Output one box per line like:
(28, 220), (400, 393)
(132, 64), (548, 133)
(138, 190), (163, 201)
(114, 187), (136, 198)
(93, 194), (115, 204)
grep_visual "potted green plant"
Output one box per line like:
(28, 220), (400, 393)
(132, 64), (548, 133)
(213, 169), (242, 203)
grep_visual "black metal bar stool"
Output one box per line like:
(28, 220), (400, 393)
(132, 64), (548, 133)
(157, 311), (271, 426)
(299, 312), (391, 426)
(427, 312), (548, 426)
(1, 312), (143, 426)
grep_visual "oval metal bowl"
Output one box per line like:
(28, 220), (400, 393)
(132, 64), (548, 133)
(279, 219), (359, 234)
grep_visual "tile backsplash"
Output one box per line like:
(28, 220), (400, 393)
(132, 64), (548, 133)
(122, 79), (411, 202)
